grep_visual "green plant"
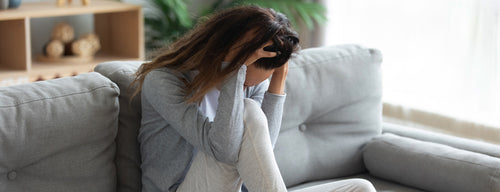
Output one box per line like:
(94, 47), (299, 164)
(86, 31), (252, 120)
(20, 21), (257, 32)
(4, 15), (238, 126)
(143, 0), (327, 53)
(209, 0), (327, 30)
(144, 0), (193, 51)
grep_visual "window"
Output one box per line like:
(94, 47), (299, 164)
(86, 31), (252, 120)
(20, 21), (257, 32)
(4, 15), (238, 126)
(324, 0), (500, 133)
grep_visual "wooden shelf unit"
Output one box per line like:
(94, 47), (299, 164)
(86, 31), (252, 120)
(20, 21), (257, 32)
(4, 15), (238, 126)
(0, 1), (144, 86)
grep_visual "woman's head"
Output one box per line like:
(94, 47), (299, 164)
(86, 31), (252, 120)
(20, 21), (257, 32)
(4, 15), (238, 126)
(133, 6), (300, 103)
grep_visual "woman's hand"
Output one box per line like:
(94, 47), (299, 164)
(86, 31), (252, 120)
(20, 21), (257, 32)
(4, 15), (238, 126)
(224, 41), (277, 66)
(243, 41), (278, 66)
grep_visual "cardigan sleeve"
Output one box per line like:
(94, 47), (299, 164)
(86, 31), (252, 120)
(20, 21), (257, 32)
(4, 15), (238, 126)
(249, 79), (286, 147)
(141, 66), (247, 165)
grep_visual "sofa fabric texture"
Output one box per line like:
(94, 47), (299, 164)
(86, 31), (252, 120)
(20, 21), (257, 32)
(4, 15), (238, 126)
(0, 73), (119, 192)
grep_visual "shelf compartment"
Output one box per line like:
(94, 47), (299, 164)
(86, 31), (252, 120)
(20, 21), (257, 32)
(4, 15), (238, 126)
(0, 1), (144, 87)
(95, 9), (144, 58)
(0, 18), (30, 70)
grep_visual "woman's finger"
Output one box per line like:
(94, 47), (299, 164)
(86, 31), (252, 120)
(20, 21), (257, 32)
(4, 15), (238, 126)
(261, 41), (274, 48)
(259, 50), (277, 58)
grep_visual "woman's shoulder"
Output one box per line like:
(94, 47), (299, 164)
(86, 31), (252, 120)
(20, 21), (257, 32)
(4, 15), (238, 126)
(141, 68), (193, 95)
(149, 67), (177, 76)
(145, 67), (193, 83)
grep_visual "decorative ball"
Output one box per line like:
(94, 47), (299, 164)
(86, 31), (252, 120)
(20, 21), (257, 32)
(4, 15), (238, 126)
(8, 0), (21, 8)
(45, 40), (64, 58)
(80, 33), (100, 55)
(51, 23), (74, 43)
(72, 39), (93, 57)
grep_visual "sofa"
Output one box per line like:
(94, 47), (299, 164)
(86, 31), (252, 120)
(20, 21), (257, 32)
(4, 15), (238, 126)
(1, 44), (499, 192)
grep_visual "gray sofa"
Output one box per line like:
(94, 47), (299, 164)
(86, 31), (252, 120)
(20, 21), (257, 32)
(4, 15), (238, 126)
(1, 45), (499, 192)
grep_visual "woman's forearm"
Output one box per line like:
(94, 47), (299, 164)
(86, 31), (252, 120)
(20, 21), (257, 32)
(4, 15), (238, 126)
(267, 61), (288, 95)
(268, 73), (286, 95)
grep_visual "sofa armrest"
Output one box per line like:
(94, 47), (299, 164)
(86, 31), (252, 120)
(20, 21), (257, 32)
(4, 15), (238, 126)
(362, 133), (500, 192)
(383, 122), (500, 158)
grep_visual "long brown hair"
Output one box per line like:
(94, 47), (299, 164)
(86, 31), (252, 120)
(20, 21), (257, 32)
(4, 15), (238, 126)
(131, 6), (299, 103)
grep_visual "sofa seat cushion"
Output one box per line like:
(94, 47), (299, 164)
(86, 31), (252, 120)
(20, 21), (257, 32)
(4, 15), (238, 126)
(0, 73), (119, 192)
(288, 174), (426, 192)
(363, 133), (500, 192)
(275, 44), (383, 187)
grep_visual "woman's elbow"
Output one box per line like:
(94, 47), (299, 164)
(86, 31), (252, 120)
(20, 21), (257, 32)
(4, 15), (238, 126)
(211, 144), (241, 165)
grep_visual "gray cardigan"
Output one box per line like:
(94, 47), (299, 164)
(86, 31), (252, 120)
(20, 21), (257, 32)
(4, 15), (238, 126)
(138, 65), (286, 192)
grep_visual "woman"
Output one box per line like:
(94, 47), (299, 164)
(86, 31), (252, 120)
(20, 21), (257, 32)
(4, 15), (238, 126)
(133, 6), (376, 192)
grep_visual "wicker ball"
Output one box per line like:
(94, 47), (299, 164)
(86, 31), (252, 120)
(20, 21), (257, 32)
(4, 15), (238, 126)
(71, 39), (93, 57)
(80, 33), (100, 55)
(45, 40), (64, 58)
(51, 23), (74, 43)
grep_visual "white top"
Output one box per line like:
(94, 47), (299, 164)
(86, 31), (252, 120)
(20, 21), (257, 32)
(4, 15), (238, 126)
(199, 88), (220, 121)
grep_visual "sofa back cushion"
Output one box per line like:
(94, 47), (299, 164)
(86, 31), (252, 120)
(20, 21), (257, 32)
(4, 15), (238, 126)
(275, 45), (383, 187)
(0, 73), (119, 192)
(95, 61), (143, 192)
